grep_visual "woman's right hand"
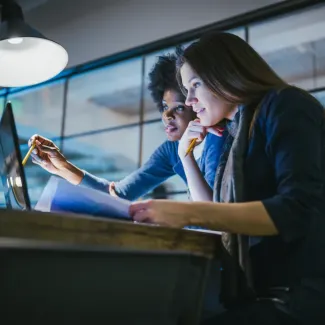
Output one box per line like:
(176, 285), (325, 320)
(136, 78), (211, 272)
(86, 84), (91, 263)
(178, 120), (206, 160)
(29, 134), (84, 185)
(28, 134), (68, 175)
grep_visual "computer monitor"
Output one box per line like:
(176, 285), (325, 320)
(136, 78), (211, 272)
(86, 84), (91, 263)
(0, 102), (31, 210)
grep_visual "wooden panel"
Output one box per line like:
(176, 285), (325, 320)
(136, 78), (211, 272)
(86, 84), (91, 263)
(0, 209), (221, 258)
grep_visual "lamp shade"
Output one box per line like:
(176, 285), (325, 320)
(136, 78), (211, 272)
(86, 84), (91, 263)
(0, 2), (68, 87)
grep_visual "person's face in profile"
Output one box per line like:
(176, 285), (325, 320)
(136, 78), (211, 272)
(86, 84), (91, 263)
(180, 62), (237, 127)
(161, 89), (195, 141)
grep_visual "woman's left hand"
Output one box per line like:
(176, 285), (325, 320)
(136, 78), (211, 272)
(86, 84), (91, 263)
(129, 200), (191, 228)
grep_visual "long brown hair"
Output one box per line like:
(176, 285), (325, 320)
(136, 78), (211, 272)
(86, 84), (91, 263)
(176, 32), (288, 105)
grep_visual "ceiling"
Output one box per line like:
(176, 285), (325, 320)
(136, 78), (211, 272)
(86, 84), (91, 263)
(19, 0), (124, 30)
(16, 0), (49, 12)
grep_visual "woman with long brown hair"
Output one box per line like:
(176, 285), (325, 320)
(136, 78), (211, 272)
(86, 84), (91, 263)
(130, 32), (325, 324)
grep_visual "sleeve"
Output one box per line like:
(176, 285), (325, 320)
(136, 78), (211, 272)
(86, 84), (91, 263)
(261, 88), (324, 243)
(79, 171), (110, 193)
(80, 142), (176, 201)
(203, 133), (226, 189)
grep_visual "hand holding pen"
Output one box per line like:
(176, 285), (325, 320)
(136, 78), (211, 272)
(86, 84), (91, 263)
(26, 134), (84, 185)
(26, 134), (67, 174)
(179, 119), (225, 159)
(178, 119), (206, 159)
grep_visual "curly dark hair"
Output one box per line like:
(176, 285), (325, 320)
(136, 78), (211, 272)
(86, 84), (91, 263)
(148, 53), (185, 112)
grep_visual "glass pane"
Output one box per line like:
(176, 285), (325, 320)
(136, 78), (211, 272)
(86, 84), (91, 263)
(312, 91), (325, 107)
(0, 88), (7, 97)
(143, 47), (177, 121)
(0, 191), (5, 208)
(0, 97), (5, 116)
(181, 39), (199, 51)
(7, 81), (64, 139)
(142, 121), (187, 193)
(0, 149), (5, 205)
(249, 4), (325, 90)
(62, 126), (140, 182)
(6, 82), (65, 207)
(227, 27), (245, 40)
(65, 58), (143, 135)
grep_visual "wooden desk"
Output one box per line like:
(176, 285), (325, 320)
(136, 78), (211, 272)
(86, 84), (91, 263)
(0, 208), (220, 257)
(0, 209), (221, 325)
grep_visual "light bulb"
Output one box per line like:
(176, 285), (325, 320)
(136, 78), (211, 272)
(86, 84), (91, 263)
(8, 37), (23, 44)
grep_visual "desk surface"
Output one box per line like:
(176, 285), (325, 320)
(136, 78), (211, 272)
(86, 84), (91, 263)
(0, 209), (220, 259)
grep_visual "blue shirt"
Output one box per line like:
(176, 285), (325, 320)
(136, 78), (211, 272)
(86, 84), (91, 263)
(80, 133), (225, 201)
(243, 87), (325, 321)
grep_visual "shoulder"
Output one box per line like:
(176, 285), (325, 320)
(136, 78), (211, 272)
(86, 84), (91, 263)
(257, 87), (324, 124)
(153, 140), (178, 161)
(160, 140), (178, 151)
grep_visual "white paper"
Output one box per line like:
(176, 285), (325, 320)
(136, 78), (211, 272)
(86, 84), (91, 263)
(35, 176), (131, 220)
(34, 176), (59, 212)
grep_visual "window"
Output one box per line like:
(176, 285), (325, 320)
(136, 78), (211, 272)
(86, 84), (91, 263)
(227, 27), (245, 40)
(7, 81), (65, 139)
(65, 58), (143, 135)
(312, 90), (325, 107)
(249, 4), (325, 90)
(62, 126), (140, 183)
(0, 96), (5, 116)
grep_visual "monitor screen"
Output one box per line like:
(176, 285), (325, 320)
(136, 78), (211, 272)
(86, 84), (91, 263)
(0, 102), (31, 210)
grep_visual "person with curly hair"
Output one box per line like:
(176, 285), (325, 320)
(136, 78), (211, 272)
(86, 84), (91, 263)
(29, 53), (225, 201)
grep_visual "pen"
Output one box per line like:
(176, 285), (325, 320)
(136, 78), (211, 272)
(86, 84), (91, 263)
(22, 142), (36, 166)
(185, 138), (197, 157)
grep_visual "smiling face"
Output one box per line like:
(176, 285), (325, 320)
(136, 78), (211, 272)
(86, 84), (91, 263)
(180, 62), (237, 127)
(161, 89), (195, 141)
